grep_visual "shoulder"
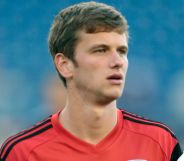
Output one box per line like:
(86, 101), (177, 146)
(121, 109), (176, 139)
(120, 109), (182, 158)
(0, 115), (54, 161)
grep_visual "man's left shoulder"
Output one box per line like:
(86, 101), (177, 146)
(120, 109), (177, 141)
(120, 109), (183, 160)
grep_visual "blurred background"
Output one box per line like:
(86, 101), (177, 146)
(0, 0), (183, 148)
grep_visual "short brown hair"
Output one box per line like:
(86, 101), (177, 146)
(48, 1), (129, 86)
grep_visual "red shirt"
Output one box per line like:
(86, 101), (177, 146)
(0, 109), (182, 161)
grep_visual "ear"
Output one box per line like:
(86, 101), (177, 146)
(54, 53), (74, 79)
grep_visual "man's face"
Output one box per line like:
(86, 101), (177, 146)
(71, 31), (128, 103)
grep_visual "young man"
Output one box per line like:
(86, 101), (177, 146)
(0, 1), (182, 161)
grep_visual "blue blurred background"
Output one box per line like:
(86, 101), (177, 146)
(0, 0), (184, 148)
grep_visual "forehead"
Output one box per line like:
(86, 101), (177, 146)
(76, 30), (128, 48)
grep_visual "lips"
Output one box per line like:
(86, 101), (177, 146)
(107, 74), (123, 80)
(107, 74), (123, 85)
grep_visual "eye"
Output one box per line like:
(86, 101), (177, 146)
(118, 49), (128, 56)
(93, 48), (107, 53)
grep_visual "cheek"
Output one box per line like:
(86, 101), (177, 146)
(124, 58), (129, 70)
(81, 58), (105, 70)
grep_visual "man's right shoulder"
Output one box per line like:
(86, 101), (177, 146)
(0, 115), (54, 161)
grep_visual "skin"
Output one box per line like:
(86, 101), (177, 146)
(54, 31), (128, 145)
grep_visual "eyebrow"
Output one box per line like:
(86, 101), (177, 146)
(88, 44), (128, 52)
(117, 45), (128, 53)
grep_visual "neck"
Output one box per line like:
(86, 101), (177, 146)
(59, 94), (118, 144)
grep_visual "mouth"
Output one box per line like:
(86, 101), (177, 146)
(107, 74), (123, 85)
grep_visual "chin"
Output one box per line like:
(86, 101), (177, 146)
(106, 91), (122, 100)
(97, 87), (123, 103)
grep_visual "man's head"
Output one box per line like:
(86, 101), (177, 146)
(48, 1), (129, 86)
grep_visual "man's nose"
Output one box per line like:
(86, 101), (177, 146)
(109, 52), (124, 69)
